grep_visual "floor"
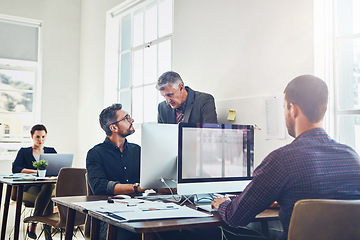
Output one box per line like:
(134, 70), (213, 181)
(1, 201), (86, 240)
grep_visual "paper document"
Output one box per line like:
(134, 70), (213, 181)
(227, 110), (236, 121)
(73, 199), (212, 222)
(2, 173), (37, 181)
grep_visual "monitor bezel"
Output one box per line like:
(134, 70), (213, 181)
(177, 123), (254, 184)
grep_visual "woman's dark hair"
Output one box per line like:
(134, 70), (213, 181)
(30, 124), (47, 136)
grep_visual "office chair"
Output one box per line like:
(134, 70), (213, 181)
(288, 199), (360, 240)
(23, 168), (87, 239)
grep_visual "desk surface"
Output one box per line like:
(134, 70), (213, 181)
(0, 176), (57, 185)
(53, 195), (279, 234)
(0, 176), (57, 240)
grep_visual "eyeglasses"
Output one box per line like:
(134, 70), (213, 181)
(109, 115), (132, 126)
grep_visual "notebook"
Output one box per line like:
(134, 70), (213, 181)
(39, 153), (74, 176)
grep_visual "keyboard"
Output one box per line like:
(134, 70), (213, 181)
(140, 194), (182, 202)
(196, 204), (218, 212)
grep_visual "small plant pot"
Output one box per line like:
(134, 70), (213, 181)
(37, 170), (46, 177)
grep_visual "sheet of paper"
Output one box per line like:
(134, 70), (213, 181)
(73, 200), (212, 221)
(227, 110), (236, 121)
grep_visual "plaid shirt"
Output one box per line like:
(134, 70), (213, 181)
(218, 128), (360, 240)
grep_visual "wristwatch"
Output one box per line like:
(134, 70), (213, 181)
(133, 183), (139, 194)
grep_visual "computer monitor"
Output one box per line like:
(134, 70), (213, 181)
(140, 123), (178, 189)
(177, 123), (254, 195)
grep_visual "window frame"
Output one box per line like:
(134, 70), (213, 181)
(315, 0), (360, 152)
(0, 14), (42, 159)
(105, 0), (173, 125)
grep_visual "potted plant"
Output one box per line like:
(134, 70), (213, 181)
(33, 160), (48, 177)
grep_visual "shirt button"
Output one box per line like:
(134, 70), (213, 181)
(126, 179), (129, 182)
(124, 167), (127, 170)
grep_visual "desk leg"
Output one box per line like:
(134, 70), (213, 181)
(142, 233), (155, 240)
(106, 224), (117, 240)
(260, 221), (270, 238)
(1, 185), (12, 240)
(0, 183), (3, 212)
(65, 208), (76, 240)
(14, 185), (24, 240)
(90, 217), (100, 240)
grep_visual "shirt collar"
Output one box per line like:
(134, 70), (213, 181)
(104, 137), (128, 151)
(294, 128), (328, 142)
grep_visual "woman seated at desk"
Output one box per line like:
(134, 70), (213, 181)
(12, 124), (56, 240)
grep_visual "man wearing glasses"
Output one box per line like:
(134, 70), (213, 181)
(86, 103), (145, 240)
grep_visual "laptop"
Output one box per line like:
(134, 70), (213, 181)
(39, 153), (74, 176)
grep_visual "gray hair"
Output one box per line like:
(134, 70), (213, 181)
(156, 71), (184, 91)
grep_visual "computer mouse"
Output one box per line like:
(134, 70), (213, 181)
(142, 189), (156, 197)
(114, 194), (131, 199)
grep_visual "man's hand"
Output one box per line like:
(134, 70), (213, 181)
(211, 197), (231, 209)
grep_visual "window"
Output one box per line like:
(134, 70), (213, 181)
(315, 0), (360, 153)
(106, 0), (173, 126)
(0, 15), (42, 160)
(333, 0), (360, 153)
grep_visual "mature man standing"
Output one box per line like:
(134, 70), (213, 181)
(212, 75), (360, 240)
(157, 71), (218, 124)
(86, 103), (145, 240)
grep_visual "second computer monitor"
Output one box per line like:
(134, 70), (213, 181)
(140, 123), (178, 189)
(177, 123), (254, 195)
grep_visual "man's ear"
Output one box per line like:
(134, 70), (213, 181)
(290, 103), (299, 118)
(178, 83), (184, 91)
(109, 124), (118, 132)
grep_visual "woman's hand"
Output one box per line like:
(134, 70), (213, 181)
(20, 168), (37, 174)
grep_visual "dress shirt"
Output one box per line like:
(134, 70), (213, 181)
(86, 137), (141, 195)
(218, 128), (360, 240)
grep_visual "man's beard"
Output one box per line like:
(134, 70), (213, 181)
(286, 119), (295, 138)
(118, 125), (135, 138)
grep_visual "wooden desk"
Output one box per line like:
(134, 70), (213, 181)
(0, 177), (57, 240)
(52, 195), (279, 240)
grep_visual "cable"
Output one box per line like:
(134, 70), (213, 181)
(160, 177), (181, 202)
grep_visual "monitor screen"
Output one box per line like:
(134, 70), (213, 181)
(140, 123), (178, 189)
(177, 123), (254, 195)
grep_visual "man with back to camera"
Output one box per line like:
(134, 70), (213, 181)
(157, 71), (218, 124)
(86, 103), (146, 240)
(211, 75), (360, 239)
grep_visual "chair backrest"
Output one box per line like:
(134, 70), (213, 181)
(84, 172), (93, 239)
(288, 199), (360, 240)
(55, 167), (87, 227)
(85, 172), (94, 196)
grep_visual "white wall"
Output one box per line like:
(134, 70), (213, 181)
(77, 0), (314, 167)
(172, 0), (314, 165)
(77, 0), (126, 167)
(0, 0), (316, 169)
(0, 0), (81, 167)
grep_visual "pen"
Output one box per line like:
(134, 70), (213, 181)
(142, 206), (178, 211)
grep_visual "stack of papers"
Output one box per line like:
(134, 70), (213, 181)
(1, 173), (57, 181)
(2, 173), (37, 181)
(73, 199), (212, 222)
